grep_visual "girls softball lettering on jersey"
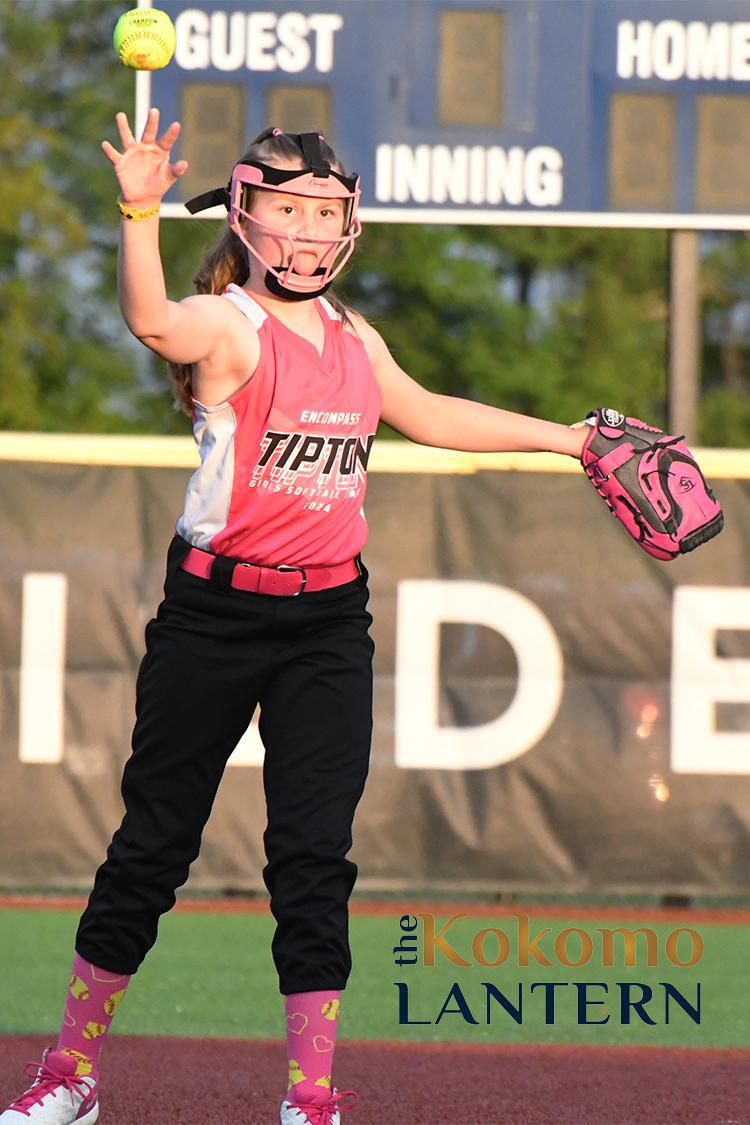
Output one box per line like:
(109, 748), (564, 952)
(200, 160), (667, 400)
(176, 283), (382, 569)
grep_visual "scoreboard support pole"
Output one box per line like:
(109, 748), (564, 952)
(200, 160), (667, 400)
(668, 230), (700, 444)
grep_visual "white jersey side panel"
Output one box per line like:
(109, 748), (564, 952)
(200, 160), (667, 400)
(176, 401), (237, 549)
(176, 285), (267, 548)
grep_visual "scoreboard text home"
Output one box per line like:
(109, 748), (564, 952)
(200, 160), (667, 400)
(144, 1), (750, 228)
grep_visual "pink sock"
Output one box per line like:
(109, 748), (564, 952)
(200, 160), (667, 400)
(285, 990), (341, 1107)
(56, 953), (131, 1078)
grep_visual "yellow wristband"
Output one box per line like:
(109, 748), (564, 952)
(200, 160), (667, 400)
(117, 198), (160, 222)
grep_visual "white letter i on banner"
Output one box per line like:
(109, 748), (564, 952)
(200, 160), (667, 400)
(19, 573), (67, 764)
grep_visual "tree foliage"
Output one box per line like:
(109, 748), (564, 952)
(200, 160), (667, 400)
(699, 233), (750, 446)
(0, 0), (194, 432)
(0, 0), (748, 444)
(339, 224), (670, 432)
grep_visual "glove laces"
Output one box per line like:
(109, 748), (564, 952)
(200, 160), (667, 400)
(293, 1088), (359, 1125)
(10, 1058), (92, 1113)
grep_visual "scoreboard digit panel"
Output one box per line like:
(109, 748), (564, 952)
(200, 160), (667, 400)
(180, 83), (246, 200)
(267, 83), (332, 139)
(437, 9), (505, 127)
(608, 93), (675, 211)
(695, 95), (750, 211)
(144, 0), (750, 229)
(176, 80), (333, 203)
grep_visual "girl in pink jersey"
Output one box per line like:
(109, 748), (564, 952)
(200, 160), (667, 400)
(0, 109), (586, 1125)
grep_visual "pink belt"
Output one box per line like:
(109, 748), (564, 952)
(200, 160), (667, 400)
(179, 546), (360, 597)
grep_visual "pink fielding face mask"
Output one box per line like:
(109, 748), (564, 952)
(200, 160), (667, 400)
(184, 130), (362, 300)
(229, 162), (362, 299)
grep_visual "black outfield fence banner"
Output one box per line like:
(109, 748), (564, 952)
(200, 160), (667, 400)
(1, 451), (749, 894)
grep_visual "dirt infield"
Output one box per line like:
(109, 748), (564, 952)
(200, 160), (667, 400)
(1, 1034), (747, 1124)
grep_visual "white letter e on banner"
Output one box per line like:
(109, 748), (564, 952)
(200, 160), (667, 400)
(672, 586), (750, 774)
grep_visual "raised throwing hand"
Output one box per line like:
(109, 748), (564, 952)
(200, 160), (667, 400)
(102, 107), (188, 206)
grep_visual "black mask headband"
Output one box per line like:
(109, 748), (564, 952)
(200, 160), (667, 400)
(185, 132), (358, 215)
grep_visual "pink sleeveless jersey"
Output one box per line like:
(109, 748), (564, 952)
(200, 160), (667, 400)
(176, 284), (382, 568)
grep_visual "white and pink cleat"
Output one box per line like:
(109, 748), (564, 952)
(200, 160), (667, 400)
(0, 1049), (98, 1124)
(280, 1088), (358, 1125)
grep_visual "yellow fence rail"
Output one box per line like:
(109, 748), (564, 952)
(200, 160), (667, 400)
(0, 432), (747, 476)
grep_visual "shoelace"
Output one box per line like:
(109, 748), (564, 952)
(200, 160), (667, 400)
(293, 1088), (359, 1125)
(10, 1058), (93, 1114)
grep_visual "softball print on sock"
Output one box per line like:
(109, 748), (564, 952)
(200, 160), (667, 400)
(320, 999), (340, 1021)
(288, 1060), (306, 1087)
(82, 1021), (107, 1040)
(60, 1048), (94, 1077)
(104, 988), (127, 1016)
(69, 975), (90, 1001)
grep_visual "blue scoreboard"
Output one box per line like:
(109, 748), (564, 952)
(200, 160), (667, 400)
(141, 0), (750, 228)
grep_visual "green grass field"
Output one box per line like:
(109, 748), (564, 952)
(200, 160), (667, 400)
(2, 908), (746, 1049)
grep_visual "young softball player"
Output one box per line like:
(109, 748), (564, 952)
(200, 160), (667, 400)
(0, 109), (586, 1125)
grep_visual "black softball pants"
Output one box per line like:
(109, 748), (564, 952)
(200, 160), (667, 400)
(75, 536), (374, 994)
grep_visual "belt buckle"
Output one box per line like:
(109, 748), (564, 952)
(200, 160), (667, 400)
(277, 564), (307, 596)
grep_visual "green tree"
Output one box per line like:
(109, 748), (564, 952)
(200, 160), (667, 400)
(339, 223), (671, 434)
(699, 233), (750, 446)
(0, 0), (195, 432)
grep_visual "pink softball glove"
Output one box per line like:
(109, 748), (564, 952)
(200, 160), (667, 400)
(578, 408), (724, 560)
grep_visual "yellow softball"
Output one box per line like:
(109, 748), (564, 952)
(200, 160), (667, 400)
(113, 8), (176, 70)
(82, 1021), (107, 1040)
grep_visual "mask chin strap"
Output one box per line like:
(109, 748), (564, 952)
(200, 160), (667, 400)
(264, 267), (332, 301)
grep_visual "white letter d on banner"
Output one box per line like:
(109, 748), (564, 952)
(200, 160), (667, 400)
(395, 581), (563, 770)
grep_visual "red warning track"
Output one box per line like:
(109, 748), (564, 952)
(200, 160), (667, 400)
(1, 1034), (747, 1124)
(1, 895), (750, 924)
